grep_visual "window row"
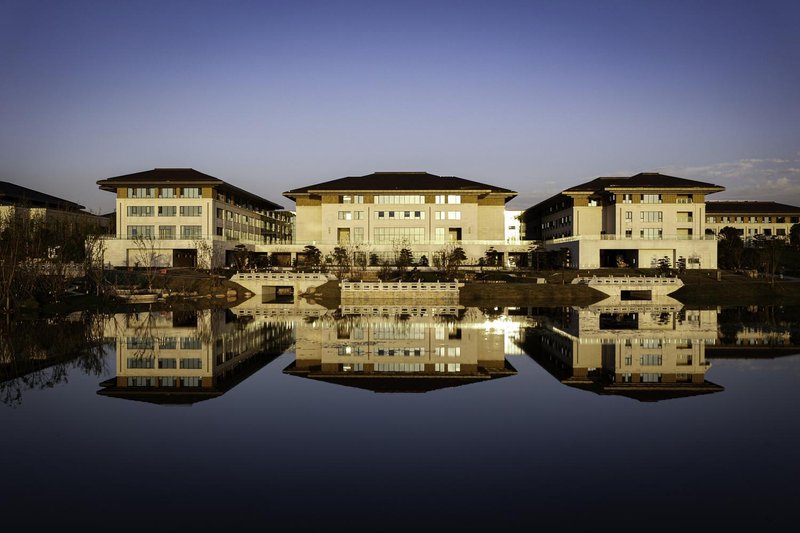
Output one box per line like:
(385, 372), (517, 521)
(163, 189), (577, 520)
(126, 206), (203, 217)
(127, 225), (203, 239)
(126, 357), (203, 369)
(127, 187), (201, 199)
(707, 215), (798, 224)
(339, 194), (463, 205)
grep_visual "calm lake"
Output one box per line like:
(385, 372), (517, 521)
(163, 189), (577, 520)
(2, 301), (799, 530)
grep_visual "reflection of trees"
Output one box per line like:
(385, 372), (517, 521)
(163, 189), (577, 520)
(0, 312), (111, 407)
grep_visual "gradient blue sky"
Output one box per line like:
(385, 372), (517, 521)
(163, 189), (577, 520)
(2, 0), (799, 213)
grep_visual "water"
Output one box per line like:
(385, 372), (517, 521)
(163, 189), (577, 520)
(1, 302), (799, 530)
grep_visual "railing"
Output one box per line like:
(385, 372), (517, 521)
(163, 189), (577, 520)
(547, 234), (715, 244)
(341, 281), (460, 292)
(574, 275), (682, 285)
(232, 272), (334, 282)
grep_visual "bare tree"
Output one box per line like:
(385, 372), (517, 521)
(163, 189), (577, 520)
(131, 235), (167, 291)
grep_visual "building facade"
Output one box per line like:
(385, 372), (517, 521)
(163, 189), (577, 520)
(705, 201), (800, 244)
(97, 168), (292, 268)
(0, 180), (109, 231)
(283, 171), (527, 266)
(522, 173), (725, 269)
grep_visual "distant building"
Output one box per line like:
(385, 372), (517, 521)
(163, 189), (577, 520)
(522, 173), (725, 269)
(0, 180), (109, 231)
(705, 201), (800, 244)
(97, 168), (292, 268)
(283, 171), (527, 266)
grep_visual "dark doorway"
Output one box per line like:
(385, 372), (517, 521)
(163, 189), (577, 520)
(173, 249), (197, 268)
(262, 285), (294, 303)
(600, 249), (637, 268)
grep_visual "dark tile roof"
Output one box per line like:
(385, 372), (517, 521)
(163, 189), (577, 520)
(706, 201), (800, 215)
(284, 172), (516, 197)
(0, 180), (85, 210)
(97, 168), (283, 210)
(565, 172), (724, 193)
(98, 168), (223, 185)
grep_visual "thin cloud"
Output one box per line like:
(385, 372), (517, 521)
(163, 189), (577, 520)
(658, 157), (800, 206)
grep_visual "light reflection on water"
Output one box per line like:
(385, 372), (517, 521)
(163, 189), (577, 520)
(1, 302), (799, 528)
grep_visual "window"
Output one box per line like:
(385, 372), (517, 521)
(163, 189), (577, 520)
(181, 225), (202, 239)
(127, 377), (155, 387)
(622, 194), (633, 204)
(158, 358), (177, 369)
(640, 228), (662, 239)
(127, 225), (154, 238)
(160, 337), (177, 350)
(160, 187), (175, 198)
(375, 211), (424, 220)
(677, 194), (693, 204)
(641, 194), (662, 204)
(625, 229), (632, 239)
(341, 195), (364, 204)
(338, 211), (353, 220)
(676, 212), (693, 223)
(180, 337), (202, 349)
(182, 377), (201, 387)
(159, 225), (176, 239)
(777, 228), (786, 236)
(128, 187), (154, 198)
(706, 216), (715, 223)
(625, 211), (632, 222)
(435, 227), (445, 242)
(127, 206), (153, 217)
(182, 187), (201, 198)
(374, 195), (424, 204)
(373, 227), (425, 243)
(435, 195), (446, 204)
(640, 211), (662, 222)
(127, 357), (154, 369)
(447, 195), (461, 204)
(180, 206), (202, 217)
(447, 211), (461, 220)
(353, 227), (364, 243)
(354, 211), (364, 220)
(158, 206), (177, 217)
(435, 211), (445, 220)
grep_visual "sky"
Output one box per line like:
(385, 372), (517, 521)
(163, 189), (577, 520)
(1, 0), (799, 213)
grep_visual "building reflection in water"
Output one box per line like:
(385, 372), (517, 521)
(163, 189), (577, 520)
(284, 305), (518, 393)
(521, 301), (725, 401)
(97, 309), (293, 404)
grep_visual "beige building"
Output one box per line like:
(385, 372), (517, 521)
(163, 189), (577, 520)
(97, 309), (293, 404)
(522, 173), (725, 269)
(705, 201), (800, 244)
(284, 306), (518, 391)
(526, 303), (723, 401)
(0, 180), (109, 231)
(283, 171), (528, 266)
(97, 168), (292, 268)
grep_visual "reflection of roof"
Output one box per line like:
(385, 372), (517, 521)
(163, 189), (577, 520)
(706, 201), (800, 215)
(0, 180), (86, 210)
(97, 346), (288, 405)
(97, 168), (283, 210)
(283, 360), (517, 393)
(284, 172), (516, 198)
(564, 379), (724, 402)
(96, 380), (221, 405)
(520, 332), (724, 403)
